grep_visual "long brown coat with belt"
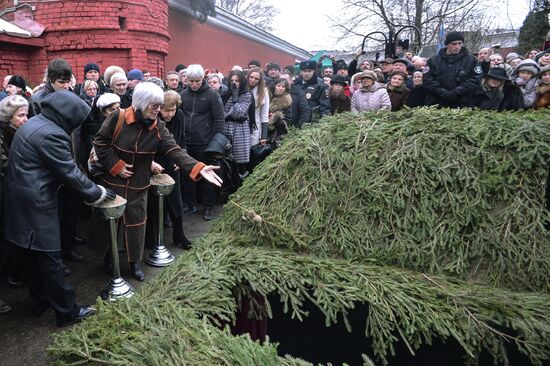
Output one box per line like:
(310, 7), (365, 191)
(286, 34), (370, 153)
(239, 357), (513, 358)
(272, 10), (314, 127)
(94, 107), (204, 263)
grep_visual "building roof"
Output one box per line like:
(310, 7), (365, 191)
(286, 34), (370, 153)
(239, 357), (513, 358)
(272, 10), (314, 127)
(168, 0), (312, 60)
(0, 18), (32, 38)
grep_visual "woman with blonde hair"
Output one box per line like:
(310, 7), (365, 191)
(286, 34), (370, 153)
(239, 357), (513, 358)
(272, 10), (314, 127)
(247, 68), (269, 148)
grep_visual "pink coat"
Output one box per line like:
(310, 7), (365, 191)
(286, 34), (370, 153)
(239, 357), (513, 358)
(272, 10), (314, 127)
(351, 82), (391, 112)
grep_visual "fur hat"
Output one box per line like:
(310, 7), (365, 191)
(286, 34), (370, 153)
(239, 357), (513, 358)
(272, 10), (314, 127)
(103, 65), (125, 86)
(7, 75), (26, 90)
(389, 71), (408, 80)
(266, 63), (281, 71)
(84, 62), (100, 74)
(359, 70), (377, 81)
(96, 93), (120, 110)
(486, 67), (509, 81)
(513, 59), (541, 77)
(539, 64), (550, 77)
(505, 52), (523, 64)
(444, 31), (464, 45)
(330, 75), (347, 86)
(127, 69), (143, 81)
(147, 77), (165, 89)
(300, 60), (317, 71)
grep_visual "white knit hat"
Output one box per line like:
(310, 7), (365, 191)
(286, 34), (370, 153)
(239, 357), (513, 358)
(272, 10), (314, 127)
(513, 59), (541, 77)
(96, 93), (121, 110)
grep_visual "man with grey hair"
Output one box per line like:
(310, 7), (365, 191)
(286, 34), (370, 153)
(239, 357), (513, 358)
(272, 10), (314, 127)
(180, 64), (226, 221)
(110, 72), (130, 108)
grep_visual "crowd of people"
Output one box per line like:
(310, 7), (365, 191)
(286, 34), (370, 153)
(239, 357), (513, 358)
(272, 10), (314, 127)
(0, 30), (549, 325)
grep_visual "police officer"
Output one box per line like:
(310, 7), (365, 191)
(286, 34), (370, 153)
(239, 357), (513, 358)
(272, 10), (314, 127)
(293, 60), (330, 122)
(423, 31), (482, 108)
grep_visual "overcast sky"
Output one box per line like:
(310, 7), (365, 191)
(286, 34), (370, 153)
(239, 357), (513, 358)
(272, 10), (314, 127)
(269, 0), (532, 51)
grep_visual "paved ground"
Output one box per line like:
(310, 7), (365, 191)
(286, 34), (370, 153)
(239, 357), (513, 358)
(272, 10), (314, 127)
(0, 205), (219, 366)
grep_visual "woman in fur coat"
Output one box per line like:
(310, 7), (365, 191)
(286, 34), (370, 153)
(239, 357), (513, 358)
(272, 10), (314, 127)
(535, 65), (550, 109)
(267, 78), (292, 147)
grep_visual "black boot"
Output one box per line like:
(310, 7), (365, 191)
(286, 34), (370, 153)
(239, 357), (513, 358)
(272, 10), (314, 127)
(172, 217), (192, 249)
(129, 262), (144, 281)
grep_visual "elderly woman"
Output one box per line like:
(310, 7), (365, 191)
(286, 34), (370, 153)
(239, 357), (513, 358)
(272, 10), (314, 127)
(80, 80), (99, 105)
(351, 70), (391, 112)
(146, 90), (192, 249)
(94, 82), (222, 281)
(386, 71), (410, 111)
(0, 95), (29, 294)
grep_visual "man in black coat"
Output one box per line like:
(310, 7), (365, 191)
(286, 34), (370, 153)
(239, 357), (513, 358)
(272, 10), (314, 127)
(180, 64), (225, 220)
(280, 72), (310, 128)
(293, 60), (331, 122)
(423, 31), (482, 108)
(3, 90), (115, 327)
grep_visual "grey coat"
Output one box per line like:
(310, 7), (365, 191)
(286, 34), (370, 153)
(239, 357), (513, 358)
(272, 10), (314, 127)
(224, 91), (253, 164)
(3, 90), (103, 252)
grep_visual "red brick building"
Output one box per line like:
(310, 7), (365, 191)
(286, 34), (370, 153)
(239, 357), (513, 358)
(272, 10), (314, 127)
(0, 0), (310, 85)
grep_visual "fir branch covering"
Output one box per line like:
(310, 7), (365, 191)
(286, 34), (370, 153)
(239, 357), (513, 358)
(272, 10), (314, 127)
(49, 108), (550, 365)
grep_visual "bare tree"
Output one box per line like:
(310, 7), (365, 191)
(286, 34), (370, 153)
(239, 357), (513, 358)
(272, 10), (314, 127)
(330, 0), (493, 54)
(216, 0), (279, 32)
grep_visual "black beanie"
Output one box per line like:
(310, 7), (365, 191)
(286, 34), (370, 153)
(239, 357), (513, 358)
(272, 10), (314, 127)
(84, 62), (100, 74)
(444, 31), (464, 45)
(175, 64), (186, 72)
(7, 75), (26, 91)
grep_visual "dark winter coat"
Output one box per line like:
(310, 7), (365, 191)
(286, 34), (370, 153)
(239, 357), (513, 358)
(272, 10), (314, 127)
(330, 90), (351, 114)
(289, 84), (311, 128)
(499, 81), (525, 111)
(472, 84), (504, 110)
(3, 90), (103, 252)
(94, 107), (202, 262)
(180, 80), (225, 146)
(30, 82), (56, 116)
(423, 47), (482, 108)
(120, 90), (133, 109)
(293, 74), (331, 121)
(407, 85), (427, 107)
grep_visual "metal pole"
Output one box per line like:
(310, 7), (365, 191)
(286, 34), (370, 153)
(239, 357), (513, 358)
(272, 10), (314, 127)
(158, 194), (164, 248)
(110, 218), (121, 279)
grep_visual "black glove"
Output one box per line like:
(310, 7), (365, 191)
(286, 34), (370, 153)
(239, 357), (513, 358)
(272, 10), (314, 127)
(230, 83), (239, 100)
(105, 188), (116, 201)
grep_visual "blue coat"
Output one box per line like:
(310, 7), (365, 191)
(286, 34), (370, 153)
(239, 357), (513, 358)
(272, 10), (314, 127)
(3, 90), (103, 252)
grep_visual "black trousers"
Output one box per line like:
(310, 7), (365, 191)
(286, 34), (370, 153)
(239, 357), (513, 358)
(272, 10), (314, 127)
(15, 244), (77, 320)
(182, 144), (217, 207)
(58, 186), (83, 255)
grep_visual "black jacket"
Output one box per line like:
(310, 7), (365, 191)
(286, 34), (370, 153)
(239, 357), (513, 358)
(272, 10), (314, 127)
(289, 85), (311, 128)
(293, 74), (331, 121)
(472, 85), (504, 110)
(499, 81), (525, 111)
(30, 82), (56, 116)
(180, 81), (225, 146)
(423, 47), (482, 108)
(407, 85), (428, 108)
(3, 90), (103, 252)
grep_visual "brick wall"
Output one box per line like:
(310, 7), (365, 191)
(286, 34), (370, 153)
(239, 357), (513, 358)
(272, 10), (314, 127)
(166, 9), (297, 75)
(0, 0), (170, 85)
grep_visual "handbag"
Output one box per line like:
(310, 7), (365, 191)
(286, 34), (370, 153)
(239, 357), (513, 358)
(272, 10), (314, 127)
(87, 109), (125, 176)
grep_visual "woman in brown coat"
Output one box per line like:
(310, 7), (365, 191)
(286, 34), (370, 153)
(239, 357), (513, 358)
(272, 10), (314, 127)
(386, 71), (410, 111)
(94, 82), (221, 280)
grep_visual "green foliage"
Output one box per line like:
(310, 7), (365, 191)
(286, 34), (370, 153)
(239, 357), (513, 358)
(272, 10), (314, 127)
(217, 108), (550, 293)
(518, 7), (550, 53)
(49, 109), (550, 366)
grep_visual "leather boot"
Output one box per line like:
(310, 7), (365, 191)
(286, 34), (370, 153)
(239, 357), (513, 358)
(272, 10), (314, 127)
(172, 217), (192, 249)
(129, 262), (144, 281)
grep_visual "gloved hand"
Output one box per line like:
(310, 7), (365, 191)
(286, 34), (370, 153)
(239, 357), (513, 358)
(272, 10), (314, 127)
(104, 188), (117, 201)
(230, 82), (239, 100)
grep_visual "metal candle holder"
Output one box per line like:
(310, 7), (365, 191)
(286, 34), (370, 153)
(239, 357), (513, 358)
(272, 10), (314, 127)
(145, 174), (176, 267)
(95, 195), (134, 301)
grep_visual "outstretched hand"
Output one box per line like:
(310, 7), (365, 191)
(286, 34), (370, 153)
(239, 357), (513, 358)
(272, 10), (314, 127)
(199, 165), (223, 187)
